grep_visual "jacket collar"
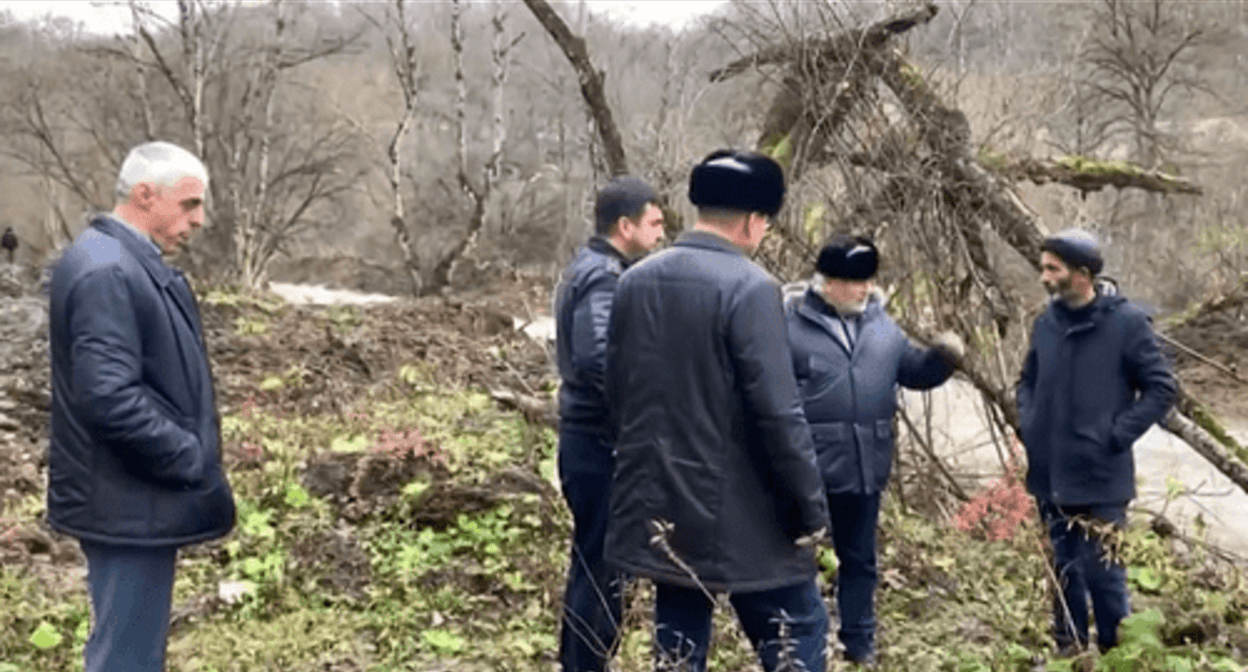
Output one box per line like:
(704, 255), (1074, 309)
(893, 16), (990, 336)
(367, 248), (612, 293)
(90, 215), (202, 338)
(796, 288), (883, 355)
(586, 235), (632, 267)
(1045, 291), (1124, 333)
(800, 286), (883, 322)
(673, 229), (748, 257)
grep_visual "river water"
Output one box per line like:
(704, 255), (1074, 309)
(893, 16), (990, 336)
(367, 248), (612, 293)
(903, 381), (1248, 560)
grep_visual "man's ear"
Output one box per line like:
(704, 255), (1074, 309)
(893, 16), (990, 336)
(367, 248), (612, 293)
(131, 183), (158, 210)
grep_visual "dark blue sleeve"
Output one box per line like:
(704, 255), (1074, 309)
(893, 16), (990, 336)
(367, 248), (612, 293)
(68, 266), (205, 486)
(1111, 312), (1177, 451)
(571, 268), (618, 401)
(1016, 342), (1037, 422)
(728, 279), (829, 537)
(896, 327), (956, 390)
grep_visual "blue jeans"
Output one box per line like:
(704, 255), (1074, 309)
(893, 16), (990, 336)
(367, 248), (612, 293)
(558, 428), (622, 672)
(80, 540), (178, 672)
(1037, 499), (1130, 651)
(653, 579), (828, 672)
(827, 492), (881, 662)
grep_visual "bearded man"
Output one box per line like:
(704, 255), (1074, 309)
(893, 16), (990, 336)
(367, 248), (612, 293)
(1017, 228), (1176, 654)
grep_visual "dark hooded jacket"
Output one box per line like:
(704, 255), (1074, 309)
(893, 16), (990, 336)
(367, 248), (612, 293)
(603, 230), (828, 593)
(47, 216), (235, 546)
(554, 236), (630, 437)
(1017, 291), (1176, 506)
(786, 289), (956, 495)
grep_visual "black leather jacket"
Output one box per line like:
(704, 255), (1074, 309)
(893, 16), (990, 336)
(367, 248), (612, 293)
(603, 230), (828, 593)
(554, 236), (630, 434)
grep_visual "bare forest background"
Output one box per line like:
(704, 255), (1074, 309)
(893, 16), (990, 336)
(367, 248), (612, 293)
(0, 0), (1243, 310)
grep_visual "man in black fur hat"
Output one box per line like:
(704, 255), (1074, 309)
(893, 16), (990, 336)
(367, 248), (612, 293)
(604, 149), (830, 672)
(785, 234), (963, 667)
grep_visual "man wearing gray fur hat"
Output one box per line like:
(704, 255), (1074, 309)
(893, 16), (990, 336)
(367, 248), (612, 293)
(785, 233), (963, 667)
(1018, 228), (1175, 655)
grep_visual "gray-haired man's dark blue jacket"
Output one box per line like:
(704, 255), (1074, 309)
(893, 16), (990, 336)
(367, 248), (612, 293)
(47, 215), (235, 546)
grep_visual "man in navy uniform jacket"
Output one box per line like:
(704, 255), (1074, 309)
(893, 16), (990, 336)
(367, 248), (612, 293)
(1017, 229), (1175, 654)
(48, 141), (235, 672)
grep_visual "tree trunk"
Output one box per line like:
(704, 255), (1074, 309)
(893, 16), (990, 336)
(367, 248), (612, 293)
(522, 0), (629, 177)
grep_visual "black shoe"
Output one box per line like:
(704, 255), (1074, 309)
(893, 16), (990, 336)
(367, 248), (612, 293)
(843, 651), (877, 669)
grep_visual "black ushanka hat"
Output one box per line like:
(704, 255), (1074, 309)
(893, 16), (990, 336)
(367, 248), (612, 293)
(816, 234), (879, 280)
(688, 149), (785, 217)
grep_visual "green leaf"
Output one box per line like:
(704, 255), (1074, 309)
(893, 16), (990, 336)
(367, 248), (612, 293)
(1210, 657), (1244, 672)
(818, 547), (839, 575)
(258, 375), (285, 391)
(1165, 655), (1194, 672)
(1165, 476), (1185, 503)
(1128, 566), (1163, 592)
(28, 621), (63, 649)
(330, 433), (372, 453)
(422, 628), (466, 655)
(284, 481), (310, 508)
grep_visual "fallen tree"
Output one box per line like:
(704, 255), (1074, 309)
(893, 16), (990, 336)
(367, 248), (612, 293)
(710, 1), (1247, 497)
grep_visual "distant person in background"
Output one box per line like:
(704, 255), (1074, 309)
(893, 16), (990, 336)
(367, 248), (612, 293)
(47, 141), (235, 672)
(1, 226), (16, 264)
(553, 175), (665, 672)
(785, 234), (963, 667)
(604, 150), (829, 672)
(1017, 229), (1176, 655)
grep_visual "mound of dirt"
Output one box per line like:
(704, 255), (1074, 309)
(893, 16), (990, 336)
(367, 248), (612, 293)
(1163, 287), (1248, 424)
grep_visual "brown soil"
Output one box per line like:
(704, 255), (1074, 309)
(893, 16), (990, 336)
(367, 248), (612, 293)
(1163, 285), (1248, 426)
(0, 265), (557, 571)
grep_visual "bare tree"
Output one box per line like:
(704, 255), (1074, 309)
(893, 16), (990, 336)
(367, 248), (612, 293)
(117, 0), (362, 287)
(360, 0), (425, 295)
(522, 0), (629, 177)
(427, 0), (522, 294)
(1078, 0), (1208, 168)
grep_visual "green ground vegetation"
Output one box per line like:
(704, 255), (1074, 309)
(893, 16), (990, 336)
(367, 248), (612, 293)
(2, 293), (1245, 672)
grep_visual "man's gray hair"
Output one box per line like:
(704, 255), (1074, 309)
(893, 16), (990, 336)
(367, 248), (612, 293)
(115, 141), (209, 201)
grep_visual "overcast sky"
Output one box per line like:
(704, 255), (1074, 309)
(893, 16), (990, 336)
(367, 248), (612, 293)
(0, 1), (728, 36)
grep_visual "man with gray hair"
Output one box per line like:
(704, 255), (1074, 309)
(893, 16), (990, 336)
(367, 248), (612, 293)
(1018, 228), (1175, 655)
(48, 140), (234, 672)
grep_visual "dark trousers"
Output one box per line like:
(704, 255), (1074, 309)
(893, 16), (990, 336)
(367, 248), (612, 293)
(827, 491), (881, 662)
(558, 428), (622, 672)
(80, 540), (178, 672)
(1037, 499), (1130, 651)
(653, 579), (828, 672)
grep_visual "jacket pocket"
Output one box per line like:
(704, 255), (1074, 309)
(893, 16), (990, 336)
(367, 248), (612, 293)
(146, 387), (191, 431)
(800, 355), (845, 402)
(810, 422), (856, 493)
